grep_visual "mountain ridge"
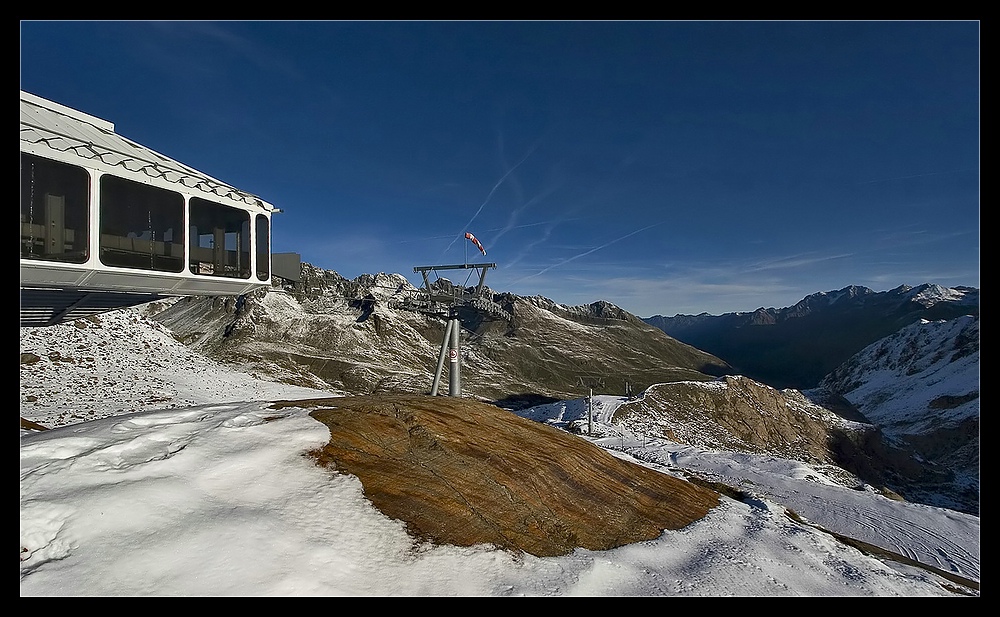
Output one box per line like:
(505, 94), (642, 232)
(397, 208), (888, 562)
(146, 263), (734, 406)
(643, 283), (979, 390)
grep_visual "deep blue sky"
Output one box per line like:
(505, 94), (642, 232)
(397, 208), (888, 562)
(19, 21), (980, 316)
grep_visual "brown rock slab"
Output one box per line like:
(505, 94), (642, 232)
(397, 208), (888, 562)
(273, 394), (720, 557)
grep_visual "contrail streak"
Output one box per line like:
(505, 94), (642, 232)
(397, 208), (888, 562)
(511, 221), (665, 284)
(442, 142), (539, 255)
(490, 184), (561, 247)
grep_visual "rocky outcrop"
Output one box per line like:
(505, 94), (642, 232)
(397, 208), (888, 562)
(609, 375), (948, 503)
(276, 394), (721, 557)
(613, 376), (852, 462)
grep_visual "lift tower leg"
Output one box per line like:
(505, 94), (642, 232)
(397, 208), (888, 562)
(415, 261), (501, 397)
(448, 316), (461, 396)
(430, 314), (462, 397)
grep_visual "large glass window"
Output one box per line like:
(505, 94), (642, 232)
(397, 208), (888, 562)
(255, 214), (270, 281)
(99, 175), (184, 272)
(189, 197), (251, 279)
(20, 153), (90, 263)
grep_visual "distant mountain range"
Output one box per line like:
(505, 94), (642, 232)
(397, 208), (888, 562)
(643, 284), (979, 390)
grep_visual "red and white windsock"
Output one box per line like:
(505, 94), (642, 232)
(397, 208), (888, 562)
(465, 232), (487, 256)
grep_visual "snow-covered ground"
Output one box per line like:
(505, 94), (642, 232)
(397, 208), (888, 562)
(19, 309), (339, 429)
(821, 315), (979, 433)
(20, 309), (980, 596)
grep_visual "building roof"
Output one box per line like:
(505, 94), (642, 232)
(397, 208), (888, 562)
(19, 90), (276, 213)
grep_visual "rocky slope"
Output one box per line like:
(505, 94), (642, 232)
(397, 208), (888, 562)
(815, 315), (980, 514)
(144, 263), (733, 406)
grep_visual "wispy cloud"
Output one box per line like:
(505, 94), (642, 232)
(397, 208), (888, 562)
(868, 228), (974, 248)
(859, 168), (979, 184)
(745, 252), (856, 272)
